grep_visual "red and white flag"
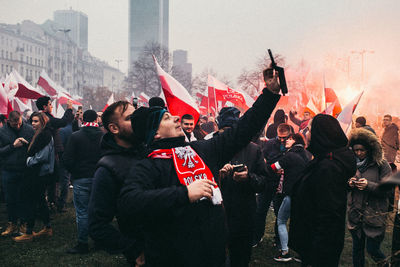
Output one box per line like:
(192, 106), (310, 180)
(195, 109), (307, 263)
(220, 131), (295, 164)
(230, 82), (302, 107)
(0, 83), (8, 114)
(153, 56), (200, 122)
(56, 103), (65, 118)
(12, 70), (44, 99)
(324, 87), (342, 117)
(102, 93), (114, 112)
(337, 91), (364, 133)
(37, 70), (59, 96)
(139, 92), (150, 107)
(208, 75), (254, 113)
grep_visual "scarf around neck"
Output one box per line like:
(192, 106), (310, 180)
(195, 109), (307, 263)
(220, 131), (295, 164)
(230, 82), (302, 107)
(148, 145), (222, 205)
(356, 157), (369, 173)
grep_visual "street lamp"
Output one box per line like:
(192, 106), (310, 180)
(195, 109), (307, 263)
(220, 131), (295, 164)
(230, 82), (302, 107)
(115, 59), (123, 71)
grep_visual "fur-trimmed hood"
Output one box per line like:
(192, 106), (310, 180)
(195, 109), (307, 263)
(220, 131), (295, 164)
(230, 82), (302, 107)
(349, 128), (384, 166)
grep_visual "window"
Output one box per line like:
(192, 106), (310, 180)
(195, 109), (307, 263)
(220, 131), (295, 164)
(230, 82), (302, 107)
(10, 52), (12, 60)
(26, 69), (28, 77)
(30, 57), (32, 64)
(20, 66), (23, 74)
(20, 54), (23, 62)
(1, 50), (3, 58)
(1, 64), (3, 72)
(6, 51), (8, 59)
(26, 56), (28, 63)
(6, 65), (8, 73)
(35, 59), (37, 65)
(10, 65), (13, 71)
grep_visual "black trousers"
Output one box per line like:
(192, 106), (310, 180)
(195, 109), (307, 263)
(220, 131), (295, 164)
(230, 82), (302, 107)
(228, 234), (252, 267)
(393, 213), (400, 266)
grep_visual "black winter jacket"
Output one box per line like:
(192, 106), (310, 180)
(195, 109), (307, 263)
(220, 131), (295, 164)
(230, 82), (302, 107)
(272, 144), (310, 196)
(45, 109), (74, 154)
(63, 126), (103, 180)
(118, 88), (280, 267)
(221, 141), (267, 238)
(88, 133), (144, 264)
(289, 114), (356, 267)
(0, 122), (34, 171)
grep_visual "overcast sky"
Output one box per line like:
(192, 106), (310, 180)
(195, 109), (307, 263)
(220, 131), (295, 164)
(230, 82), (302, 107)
(1, 0), (399, 88)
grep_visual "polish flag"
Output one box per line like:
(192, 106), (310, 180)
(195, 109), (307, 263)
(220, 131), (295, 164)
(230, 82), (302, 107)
(139, 92), (150, 107)
(153, 56), (200, 122)
(0, 83), (8, 114)
(196, 91), (209, 115)
(12, 70), (44, 99)
(303, 99), (320, 117)
(208, 75), (254, 114)
(57, 92), (82, 106)
(102, 93), (114, 112)
(37, 70), (58, 96)
(13, 97), (32, 113)
(337, 91), (364, 133)
(324, 88), (342, 117)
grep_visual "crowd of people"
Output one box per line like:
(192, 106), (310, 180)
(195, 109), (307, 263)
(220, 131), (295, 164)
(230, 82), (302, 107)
(0, 69), (399, 267)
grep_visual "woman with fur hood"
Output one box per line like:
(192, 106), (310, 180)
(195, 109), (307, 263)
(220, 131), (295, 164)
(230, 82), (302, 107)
(347, 128), (392, 267)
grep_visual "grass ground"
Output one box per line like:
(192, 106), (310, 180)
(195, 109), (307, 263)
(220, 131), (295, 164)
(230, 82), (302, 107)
(0, 190), (394, 266)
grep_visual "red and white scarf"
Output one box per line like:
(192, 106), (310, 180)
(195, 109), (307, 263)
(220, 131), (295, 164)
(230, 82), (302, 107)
(81, 122), (99, 127)
(148, 146), (223, 205)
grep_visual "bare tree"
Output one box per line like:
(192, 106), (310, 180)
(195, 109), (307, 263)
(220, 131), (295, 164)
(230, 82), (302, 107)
(191, 68), (233, 100)
(128, 42), (170, 97)
(237, 51), (285, 97)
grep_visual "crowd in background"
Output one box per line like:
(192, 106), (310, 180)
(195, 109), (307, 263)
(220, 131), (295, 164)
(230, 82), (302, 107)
(0, 76), (400, 267)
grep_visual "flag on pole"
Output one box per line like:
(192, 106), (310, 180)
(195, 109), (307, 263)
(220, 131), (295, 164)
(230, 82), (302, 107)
(337, 91), (364, 133)
(12, 70), (44, 99)
(0, 83), (8, 114)
(207, 75), (253, 113)
(138, 92), (150, 107)
(37, 70), (59, 96)
(102, 93), (114, 112)
(153, 55), (200, 122)
(324, 87), (342, 117)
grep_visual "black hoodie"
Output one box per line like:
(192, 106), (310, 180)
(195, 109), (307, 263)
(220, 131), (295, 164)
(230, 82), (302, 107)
(88, 132), (145, 265)
(266, 109), (285, 139)
(289, 114), (356, 267)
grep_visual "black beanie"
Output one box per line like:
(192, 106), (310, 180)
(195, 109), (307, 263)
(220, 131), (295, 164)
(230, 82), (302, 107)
(217, 107), (240, 129)
(149, 97), (166, 108)
(131, 106), (166, 145)
(83, 110), (98, 123)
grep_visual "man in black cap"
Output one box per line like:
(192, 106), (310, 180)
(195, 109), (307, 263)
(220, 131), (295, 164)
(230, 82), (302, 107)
(88, 101), (145, 266)
(119, 72), (281, 266)
(63, 110), (104, 254)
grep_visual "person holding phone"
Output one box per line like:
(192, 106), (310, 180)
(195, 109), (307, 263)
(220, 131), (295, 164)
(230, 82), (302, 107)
(347, 128), (392, 267)
(0, 111), (34, 237)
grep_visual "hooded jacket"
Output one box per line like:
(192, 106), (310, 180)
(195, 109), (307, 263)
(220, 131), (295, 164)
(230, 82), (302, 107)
(45, 109), (74, 154)
(88, 132), (145, 264)
(381, 122), (399, 163)
(0, 122), (34, 171)
(289, 114), (356, 267)
(347, 128), (392, 238)
(118, 88), (280, 267)
(266, 109), (285, 139)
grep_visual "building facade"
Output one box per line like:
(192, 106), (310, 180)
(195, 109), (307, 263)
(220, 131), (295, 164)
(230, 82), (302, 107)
(0, 19), (124, 97)
(128, 0), (169, 69)
(54, 9), (88, 51)
(172, 49), (192, 91)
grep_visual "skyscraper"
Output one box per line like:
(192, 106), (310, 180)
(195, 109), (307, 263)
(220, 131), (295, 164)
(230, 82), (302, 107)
(54, 8), (88, 51)
(129, 0), (169, 70)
